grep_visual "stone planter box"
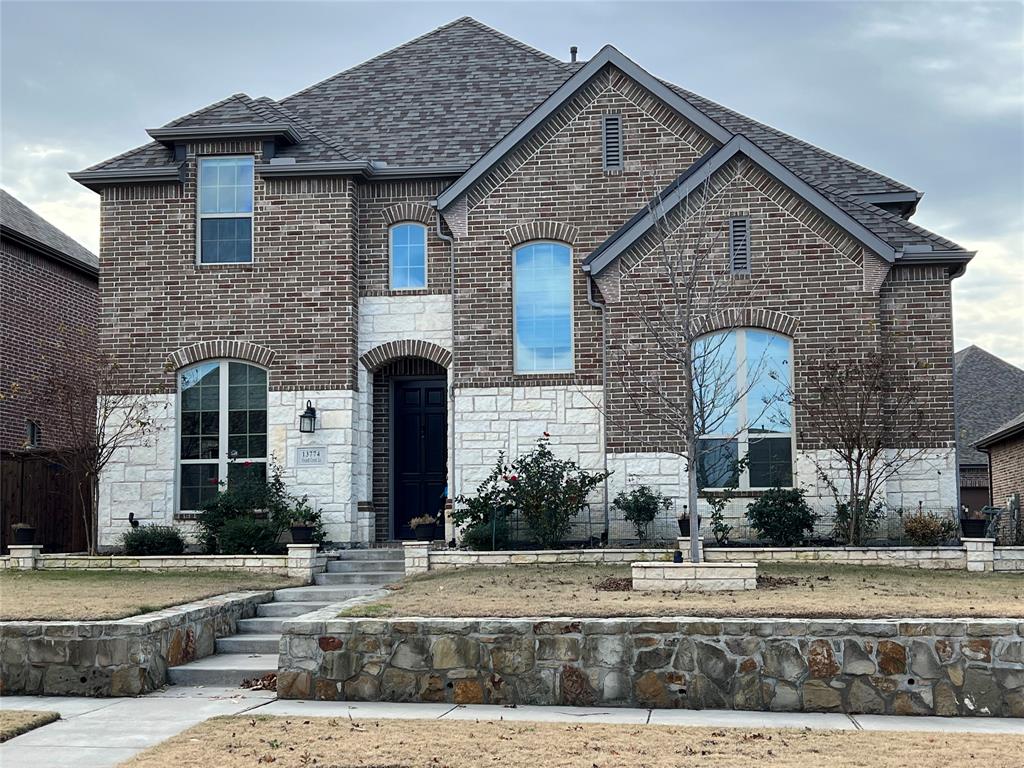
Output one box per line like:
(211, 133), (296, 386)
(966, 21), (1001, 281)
(0, 590), (273, 696)
(632, 562), (757, 592)
(278, 614), (1024, 717)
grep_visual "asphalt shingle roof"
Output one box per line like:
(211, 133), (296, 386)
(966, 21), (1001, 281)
(954, 345), (1024, 465)
(76, 17), (964, 256)
(976, 409), (1024, 449)
(0, 189), (98, 271)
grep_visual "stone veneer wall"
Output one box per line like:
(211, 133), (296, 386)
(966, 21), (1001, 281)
(702, 547), (968, 570)
(0, 591), (272, 696)
(278, 614), (1024, 717)
(995, 547), (1024, 572)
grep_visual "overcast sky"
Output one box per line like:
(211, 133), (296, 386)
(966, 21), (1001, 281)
(2, 1), (1021, 366)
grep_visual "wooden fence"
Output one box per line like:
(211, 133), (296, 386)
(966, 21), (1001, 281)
(1, 449), (89, 553)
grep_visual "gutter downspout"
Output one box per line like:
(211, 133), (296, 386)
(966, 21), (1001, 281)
(585, 268), (610, 539)
(435, 207), (456, 541)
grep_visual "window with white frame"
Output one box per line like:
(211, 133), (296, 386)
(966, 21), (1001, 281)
(693, 328), (793, 490)
(389, 222), (427, 289)
(178, 360), (267, 510)
(198, 156), (254, 264)
(513, 241), (574, 373)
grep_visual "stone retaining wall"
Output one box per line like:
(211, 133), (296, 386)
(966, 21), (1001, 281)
(632, 562), (757, 591)
(701, 546), (968, 569)
(278, 614), (1024, 717)
(995, 547), (1024, 572)
(0, 591), (272, 696)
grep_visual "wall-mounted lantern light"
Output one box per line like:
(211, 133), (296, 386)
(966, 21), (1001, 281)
(299, 400), (317, 433)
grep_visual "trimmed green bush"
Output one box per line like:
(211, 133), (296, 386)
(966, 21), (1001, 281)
(613, 485), (672, 541)
(903, 512), (958, 546)
(746, 487), (818, 546)
(460, 516), (513, 551)
(217, 517), (283, 555)
(120, 525), (185, 556)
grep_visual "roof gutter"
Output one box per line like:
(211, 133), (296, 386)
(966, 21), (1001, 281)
(147, 122), (302, 146)
(0, 225), (98, 278)
(257, 161), (466, 180)
(895, 248), (976, 279)
(69, 164), (186, 192)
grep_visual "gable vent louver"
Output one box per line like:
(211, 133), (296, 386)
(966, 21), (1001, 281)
(729, 217), (751, 275)
(603, 115), (623, 171)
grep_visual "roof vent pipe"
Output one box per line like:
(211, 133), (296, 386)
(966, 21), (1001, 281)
(570, 46), (578, 63)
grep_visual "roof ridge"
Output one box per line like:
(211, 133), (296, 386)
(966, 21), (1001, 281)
(956, 344), (1024, 374)
(252, 97), (361, 162)
(0, 188), (97, 268)
(664, 81), (916, 195)
(163, 92), (261, 128)
(283, 16), (569, 106)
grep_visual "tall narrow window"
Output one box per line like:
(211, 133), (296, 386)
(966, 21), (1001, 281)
(693, 328), (793, 490)
(179, 360), (267, 511)
(602, 114), (623, 171)
(729, 217), (751, 274)
(198, 156), (254, 264)
(26, 419), (41, 448)
(390, 222), (427, 289)
(513, 241), (573, 373)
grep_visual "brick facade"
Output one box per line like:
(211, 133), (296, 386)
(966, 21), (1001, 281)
(0, 237), (98, 450)
(989, 434), (1024, 508)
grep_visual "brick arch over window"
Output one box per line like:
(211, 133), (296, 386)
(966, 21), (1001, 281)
(694, 309), (799, 339)
(504, 221), (580, 248)
(166, 340), (276, 372)
(381, 203), (434, 226)
(360, 340), (452, 372)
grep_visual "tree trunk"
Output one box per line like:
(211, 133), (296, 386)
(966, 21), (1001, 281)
(686, 440), (701, 563)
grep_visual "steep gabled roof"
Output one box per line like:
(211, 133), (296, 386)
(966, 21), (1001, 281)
(976, 409), (1024, 451)
(0, 189), (98, 274)
(955, 346), (1024, 465)
(76, 17), (922, 205)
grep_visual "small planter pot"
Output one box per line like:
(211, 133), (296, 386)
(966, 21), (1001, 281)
(960, 519), (987, 539)
(414, 523), (437, 542)
(12, 526), (35, 545)
(677, 516), (702, 536)
(290, 525), (315, 545)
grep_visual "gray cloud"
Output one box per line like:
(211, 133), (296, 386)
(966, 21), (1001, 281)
(2, 1), (1021, 365)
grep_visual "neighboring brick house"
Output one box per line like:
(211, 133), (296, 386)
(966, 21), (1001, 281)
(953, 346), (1024, 513)
(976, 410), (1024, 542)
(72, 17), (974, 547)
(1, 189), (98, 451)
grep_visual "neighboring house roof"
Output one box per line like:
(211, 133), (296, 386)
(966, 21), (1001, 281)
(71, 17), (970, 266)
(954, 345), (1024, 465)
(976, 408), (1024, 450)
(0, 189), (98, 275)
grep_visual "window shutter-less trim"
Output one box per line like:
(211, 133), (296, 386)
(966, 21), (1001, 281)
(729, 217), (751, 274)
(603, 115), (623, 171)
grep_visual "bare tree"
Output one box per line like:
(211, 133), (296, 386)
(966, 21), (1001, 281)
(789, 350), (931, 545)
(601, 165), (780, 562)
(46, 336), (163, 554)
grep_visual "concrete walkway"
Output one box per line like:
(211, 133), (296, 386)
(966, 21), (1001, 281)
(3, 687), (1023, 767)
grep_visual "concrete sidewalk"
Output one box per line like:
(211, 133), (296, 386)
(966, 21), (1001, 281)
(3, 687), (1023, 767)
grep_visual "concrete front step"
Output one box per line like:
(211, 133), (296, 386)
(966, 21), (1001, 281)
(257, 601), (331, 617)
(167, 654), (277, 687)
(215, 634), (282, 654)
(237, 616), (289, 634)
(330, 549), (404, 561)
(327, 559), (406, 573)
(315, 571), (404, 586)
(274, 585), (375, 602)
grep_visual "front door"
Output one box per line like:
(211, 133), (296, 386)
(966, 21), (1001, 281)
(392, 378), (447, 539)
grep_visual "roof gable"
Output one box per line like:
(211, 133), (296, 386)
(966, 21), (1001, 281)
(955, 345), (1024, 464)
(583, 135), (897, 276)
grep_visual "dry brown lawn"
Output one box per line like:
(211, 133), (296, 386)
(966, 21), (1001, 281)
(0, 709), (59, 742)
(119, 715), (1024, 768)
(0, 569), (297, 621)
(343, 562), (1024, 619)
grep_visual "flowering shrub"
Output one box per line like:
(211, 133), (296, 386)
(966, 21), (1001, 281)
(613, 485), (672, 541)
(455, 435), (610, 549)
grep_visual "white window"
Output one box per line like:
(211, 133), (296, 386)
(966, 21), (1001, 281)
(693, 328), (793, 490)
(513, 241), (574, 374)
(178, 360), (267, 511)
(389, 222), (427, 289)
(198, 157), (254, 264)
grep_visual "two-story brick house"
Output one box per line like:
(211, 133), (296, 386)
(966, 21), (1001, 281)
(73, 18), (973, 547)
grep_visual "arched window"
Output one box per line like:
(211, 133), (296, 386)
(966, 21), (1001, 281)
(390, 222), (427, 289)
(693, 328), (793, 490)
(178, 360), (268, 511)
(513, 241), (573, 373)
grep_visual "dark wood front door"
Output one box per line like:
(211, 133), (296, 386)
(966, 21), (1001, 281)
(392, 378), (447, 540)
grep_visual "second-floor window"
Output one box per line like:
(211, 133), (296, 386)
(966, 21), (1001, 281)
(390, 222), (427, 289)
(198, 156), (254, 264)
(513, 241), (573, 374)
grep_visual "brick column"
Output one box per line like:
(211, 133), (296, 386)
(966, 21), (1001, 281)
(403, 541), (430, 575)
(676, 537), (705, 562)
(962, 538), (995, 572)
(8, 545), (41, 570)
(287, 544), (321, 584)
